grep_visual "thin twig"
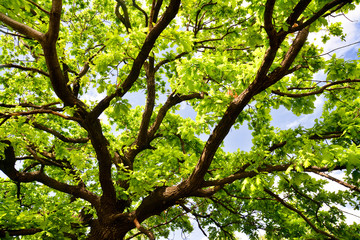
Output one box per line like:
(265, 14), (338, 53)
(264, 188), (339, 240)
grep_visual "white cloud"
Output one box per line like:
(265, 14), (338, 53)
(308, 5), (360, 59)
(314, 95), (325, 110)
(285, 115), (311, 129)
(180, 101), (187, 110)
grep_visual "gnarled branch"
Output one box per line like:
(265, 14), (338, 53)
(0, 141), (100, 208)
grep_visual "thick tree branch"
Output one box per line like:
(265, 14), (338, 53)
(115, 0), (131, 31)
(285, 0), (312, 26)
(147, 92), (204, 139)
(0, 228), (43, 237)
(153, 0), (164, 24)
(133, 218), (155, 240)
(0, 13), (44, 42)
(264, 0), (277, 46)
(289, 0), (352, 34)
(40, 0), (87, 110)
(46, 0), (62, 45)
(90, 0), (181, 120)
(267, 26), (310, 85)
(0, 141), (100, 208)
(183, 86), (265, 190)
(135, 57), (156, 149)
(180, 27), (310, 189)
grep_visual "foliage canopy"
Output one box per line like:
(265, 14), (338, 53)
(1, 0), (360, 239)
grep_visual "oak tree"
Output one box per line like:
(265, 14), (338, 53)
(1, 0), (360, 239)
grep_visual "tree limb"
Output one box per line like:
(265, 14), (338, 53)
(309, 170), (360, 193)
(272, 79), (360, 98)
(0, 13), (44, 42)
(309, 131), (343, 140)
(180, 26), (309, 189)
(264, 0), (277, 47)
(132, 0), (148, 27)
(0, 63), (49, 77)
(40, 0), (87, 110)
(30, 121), (89, 143)
(267, 26), (310, 85)
(285, 0), (312, 26)
(26, 0), (50, 15)
(152, 0), (164, 24)
(133, 218), (155, 240)
(0, 141), (100, 208)
(90, 0), (181, 120)
(147, 92), (204, 139)
(264, 188), (339, 240)
(0, 109), (80, 121)
(203, 164), (347, 188)
(289, 0), (352, 34)
(115, 0), (131, 32)
(125, 91), (204, 162)
(0, 102), (62, 111)
(135, 57), (156, 150)
(0, 228), (43, 237)
(154, 52), (188, 72)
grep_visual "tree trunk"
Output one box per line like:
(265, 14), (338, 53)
(87, 220), (129, 240)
